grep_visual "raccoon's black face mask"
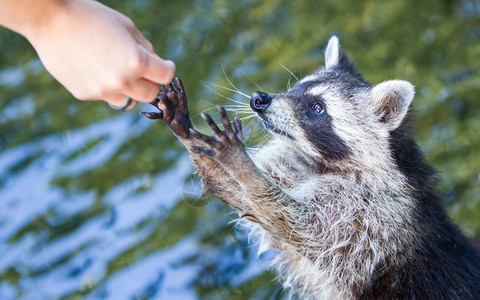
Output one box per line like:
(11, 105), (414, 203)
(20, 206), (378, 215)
(287, 84), (351, 161)
(250, 84), (351, 161)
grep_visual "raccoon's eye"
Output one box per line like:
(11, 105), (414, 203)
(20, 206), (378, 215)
(312, 101), (325, 114)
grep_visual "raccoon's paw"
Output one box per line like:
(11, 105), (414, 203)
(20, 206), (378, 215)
(141, 77), (193, 139)
(190, 106), (245, 162)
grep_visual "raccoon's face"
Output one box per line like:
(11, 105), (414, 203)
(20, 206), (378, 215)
(250, 36), (415, 170)
(250, 84), (353, 161)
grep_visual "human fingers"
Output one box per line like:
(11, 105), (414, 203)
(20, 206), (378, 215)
(104, 93), (138, 110)
(125, 99), (138, 110)
(121, 77), (160, 103)
(140, 47), (176, 85)
(125, 19), (174, 83)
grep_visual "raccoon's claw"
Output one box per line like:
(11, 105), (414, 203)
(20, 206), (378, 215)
(189, 129), (219, 156)
(149, 97), (160, 107)
(218, 107), (236, 141)
(192, 107), (246, 161)
(189, 128), (221, 148)
(141, 111), (164, 120)
(172, 77), (185, 94)
(220, 107), (244, 143)
(233, 115), (243, 142)
(200, 107), (244, 144)
(141, 77), (193, 139)
(199, 112), (228, 144)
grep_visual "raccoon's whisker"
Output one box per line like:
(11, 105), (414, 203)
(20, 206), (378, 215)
(221, 65), (246, 96)
(206, 82), (250, 99)
(222, 103), (250, 108)
(230, 64), (263, 91)
(222, 105), (251, 112)
(197, 102), (254, 121)
(197, 106), (218, 115)
(199, 100), (218, 108)
(226, 99), (250, 106)
(220, 105), (251, 112)
(280, 64), (300, 83)
(193, 101), (220, 118)
(227, 110), (254, 116)
(201, 81), (244, 105)
(240, 114), (257, 122)
(226, 110), (253, 115)
(224, 107), (251, 112)
(225, 111), (252, 115)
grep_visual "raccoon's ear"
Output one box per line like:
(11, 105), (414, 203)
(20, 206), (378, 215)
(369, 80), (415, 131)
(325, 36), (340, 69)
(325, 36), (353, 71)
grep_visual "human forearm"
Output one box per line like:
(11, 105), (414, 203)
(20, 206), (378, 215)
(0, 0), (64, 38)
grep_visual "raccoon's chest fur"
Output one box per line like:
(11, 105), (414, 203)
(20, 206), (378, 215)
(250, 137), (419, 299)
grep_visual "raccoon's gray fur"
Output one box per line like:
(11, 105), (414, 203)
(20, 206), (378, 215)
(144, 36), (480, 299)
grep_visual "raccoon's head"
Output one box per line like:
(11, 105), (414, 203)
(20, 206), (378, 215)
(250, 36), (415, 171)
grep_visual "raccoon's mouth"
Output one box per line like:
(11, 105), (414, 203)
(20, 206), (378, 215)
(262, 119), (294, 140)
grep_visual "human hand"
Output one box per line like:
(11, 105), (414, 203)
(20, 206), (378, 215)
(21, 0), (175, 110)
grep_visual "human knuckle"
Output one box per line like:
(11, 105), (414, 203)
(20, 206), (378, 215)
(129, 52), (147, 73)
(95, 84), (113, 97)
(122, 16), (136, 28)
(144, 40), (154, 52)
(111, 77), (130, 91)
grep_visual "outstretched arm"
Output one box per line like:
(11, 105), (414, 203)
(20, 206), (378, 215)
(0, 0), (175, 109)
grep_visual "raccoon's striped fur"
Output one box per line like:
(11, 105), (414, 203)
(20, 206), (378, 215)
(145, 36), (480, 299)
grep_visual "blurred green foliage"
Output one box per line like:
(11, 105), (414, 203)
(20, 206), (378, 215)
(0, 0), (479, 298)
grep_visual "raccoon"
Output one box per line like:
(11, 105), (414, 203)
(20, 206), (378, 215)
(143, 36), (480, 299)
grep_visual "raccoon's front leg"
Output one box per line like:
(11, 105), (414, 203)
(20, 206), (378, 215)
(192, 108), (301, 238)
(142, 78), (243, 210)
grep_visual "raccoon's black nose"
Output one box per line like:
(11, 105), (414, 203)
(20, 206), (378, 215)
(250, 91), (272, 113)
